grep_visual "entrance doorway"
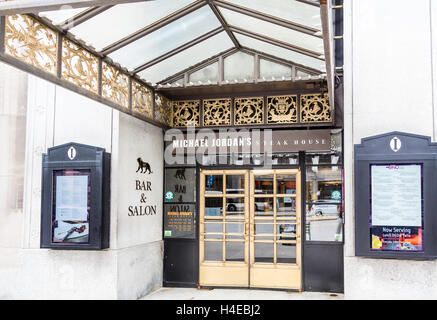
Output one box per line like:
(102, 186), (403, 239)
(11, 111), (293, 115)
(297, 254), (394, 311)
(199, 169), (301, 290)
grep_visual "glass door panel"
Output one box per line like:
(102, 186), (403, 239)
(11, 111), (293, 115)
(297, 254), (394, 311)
(205, 197), (223, 217)
(226, 241), (245, 262)
(226, 174), (245, 194)
(253, 197), (274, 217)
(204, 241), (223, 262)
(254, 173), (274, 194)
(254, 242), (274, 263)
(204, 221), (223, 240)
(225, 197), (245, 218)
(276, 197), (297, 220)
(225, 221), (245, 239)
(204, 174), (223, 194)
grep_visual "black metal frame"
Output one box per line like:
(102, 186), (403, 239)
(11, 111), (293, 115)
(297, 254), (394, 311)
(162, 126), (345, 291)
(162, 164), (199, 288)
(355, 132), (437, 260)
(40, 142), (111, 250)
(0, 0), (148, 15)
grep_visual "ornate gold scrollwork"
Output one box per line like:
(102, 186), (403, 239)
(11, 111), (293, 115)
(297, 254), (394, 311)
(61, 38), (99, 93)
(155, 93), (172, 126)
(203, 98), (231, 126)
(102, 62), (129, 108)
(300, 93), (332, 123)
(173, 100), (200, 127)
(132, 80), (153, 118)
(234, 97), (264, 125)
(267, 95), (298, 124)
(5, 15), (57, 74)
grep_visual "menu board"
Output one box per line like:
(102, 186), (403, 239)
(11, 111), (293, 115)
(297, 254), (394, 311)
(164, 204), (195, 239)
(370, 164), (423, 252)
(52, 170), (90, 243)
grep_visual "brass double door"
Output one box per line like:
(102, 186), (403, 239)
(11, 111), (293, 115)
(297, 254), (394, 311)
(199, 169), (301, 290)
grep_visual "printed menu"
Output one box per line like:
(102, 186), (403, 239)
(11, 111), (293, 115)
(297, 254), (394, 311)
(370, 164), (423, 252)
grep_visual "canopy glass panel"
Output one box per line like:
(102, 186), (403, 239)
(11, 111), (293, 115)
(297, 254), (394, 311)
(108, 6), (221, 71)
(69, 0), (197, 51)
(189, 62), (219, 84)
(259, 58), (292, 80)
(235, 34), (325, 72)
(39, 7), (90, 25)
(225, 0), (321, 30)
(224, 51), (254, 82)
(219, 7), (323, 55)
(138, 31), (234, 84)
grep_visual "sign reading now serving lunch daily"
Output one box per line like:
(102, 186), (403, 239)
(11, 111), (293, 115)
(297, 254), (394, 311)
(370, 164), (423, 252)
(166, 129), (331, 154)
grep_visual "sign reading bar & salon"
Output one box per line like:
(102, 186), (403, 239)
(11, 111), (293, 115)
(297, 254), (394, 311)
(166, 129), (332, 154)
(128, 158), (158, 216)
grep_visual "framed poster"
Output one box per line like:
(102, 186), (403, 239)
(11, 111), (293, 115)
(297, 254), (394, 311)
(164, 203), (195, 239)
(52, 169), (91, 244)
(370, 164), (424, 252)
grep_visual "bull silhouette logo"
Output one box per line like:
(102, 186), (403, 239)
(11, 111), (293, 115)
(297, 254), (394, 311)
(136, 158), (152, 174)
(174, 168), (186, 180)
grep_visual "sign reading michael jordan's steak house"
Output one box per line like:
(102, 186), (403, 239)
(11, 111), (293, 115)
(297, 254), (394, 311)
(166, 129), (331, 154)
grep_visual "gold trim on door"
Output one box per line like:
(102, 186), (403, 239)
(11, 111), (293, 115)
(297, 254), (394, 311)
(249, 169), (301, 290)
(199, 170), (250, 287)
(199, 169), (301, 290)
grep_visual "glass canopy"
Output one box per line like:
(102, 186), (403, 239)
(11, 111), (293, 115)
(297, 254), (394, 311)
(36, 0), (327, 86)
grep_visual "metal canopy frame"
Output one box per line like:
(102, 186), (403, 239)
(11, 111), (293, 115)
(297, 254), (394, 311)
(156, 47), (323, 88)
(1, 0), (329, 81)
(0, 0), (340, 125)
(0, 0), (149, 15)
(212, 0), (321, 38)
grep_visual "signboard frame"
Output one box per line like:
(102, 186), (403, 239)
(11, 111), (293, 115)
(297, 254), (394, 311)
(355, 132), (437, 259)
(40, 142), (111, 250)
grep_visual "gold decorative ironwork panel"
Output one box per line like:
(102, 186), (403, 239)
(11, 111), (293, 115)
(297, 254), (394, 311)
(300, 93), (332, 123)
(234, 97), (264, 126)
(155, 93), (172, 126)
(5, 15), (58, 74)
(132, 80), (153, 118)
(61, 38), (99, 93)
(173, 100), (200, 127)
(102, 61), (129, 108)
(267, 95), (298, 124)
(203, 98), (231, 126)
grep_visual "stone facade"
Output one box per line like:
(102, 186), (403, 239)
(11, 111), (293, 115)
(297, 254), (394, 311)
(0, 65), (164, 299)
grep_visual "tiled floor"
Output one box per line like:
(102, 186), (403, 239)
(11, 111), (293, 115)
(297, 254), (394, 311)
(141, 287), (344, 300)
